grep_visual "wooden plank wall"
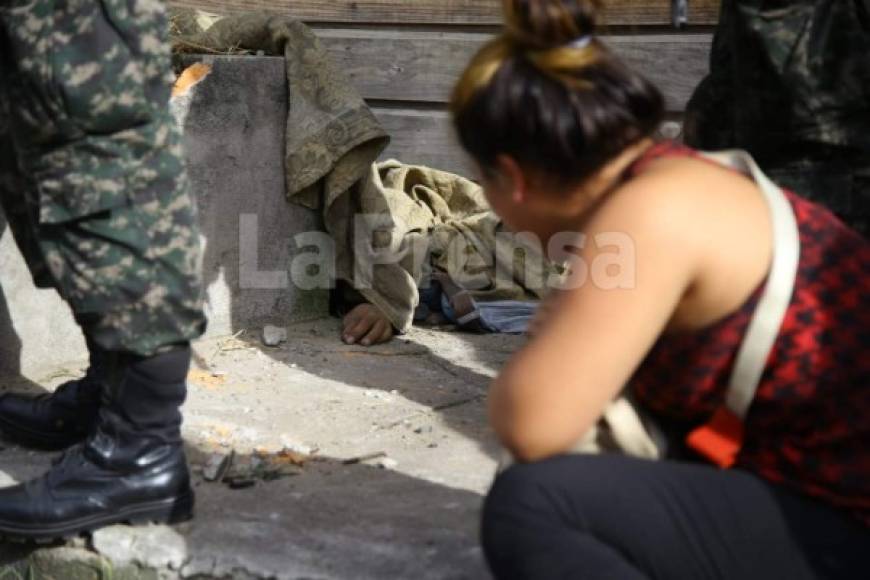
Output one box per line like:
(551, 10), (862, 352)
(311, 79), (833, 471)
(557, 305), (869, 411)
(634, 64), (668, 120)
(170, 0), (720, 176)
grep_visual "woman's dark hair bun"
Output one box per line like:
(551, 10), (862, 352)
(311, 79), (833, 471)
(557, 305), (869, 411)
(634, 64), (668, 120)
(504, 0), (601, 50)
(451, 0), (664, 187)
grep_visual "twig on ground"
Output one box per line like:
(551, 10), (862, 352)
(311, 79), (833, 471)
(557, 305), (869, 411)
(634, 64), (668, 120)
(207, 329), (247, 368)
(375, 395), (485, 431)
(432, 395), (485, 412)
(342, 451), (387, 465)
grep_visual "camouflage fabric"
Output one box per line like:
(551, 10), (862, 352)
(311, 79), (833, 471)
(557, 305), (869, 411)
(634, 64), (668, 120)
(685, 0), (870, 237)
(168, 9), (389, 212)
(0, 0), (206, 356)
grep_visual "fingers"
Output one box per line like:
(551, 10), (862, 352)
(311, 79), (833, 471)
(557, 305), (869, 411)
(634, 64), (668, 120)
(342, 304), (394, 346)
(343, 304), (373, 344)
(357, 319), (382, 346)
(375, 320), (395, 345)
(343, 312), (374, 344)
(341, 304), (393, 346)
(342, 305), (366, 335)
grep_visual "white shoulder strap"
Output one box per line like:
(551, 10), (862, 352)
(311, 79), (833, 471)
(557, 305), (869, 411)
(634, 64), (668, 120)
(700, 150), (801, 420)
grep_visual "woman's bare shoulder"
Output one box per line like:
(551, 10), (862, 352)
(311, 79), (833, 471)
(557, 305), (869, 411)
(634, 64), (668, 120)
(599, 154), (766, 242)
(599, 153), (772, 329)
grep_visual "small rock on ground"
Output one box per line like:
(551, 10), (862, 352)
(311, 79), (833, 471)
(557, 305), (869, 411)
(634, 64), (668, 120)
(92, 524), (188, 571)
(261, 325), (288, 347)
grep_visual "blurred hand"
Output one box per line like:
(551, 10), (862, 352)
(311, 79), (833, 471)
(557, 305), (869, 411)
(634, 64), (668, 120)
(342, 304), (394, 346)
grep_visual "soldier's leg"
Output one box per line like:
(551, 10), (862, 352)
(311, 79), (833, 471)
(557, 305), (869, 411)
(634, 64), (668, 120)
(685, 0), (870, 231)
(683, 0), (736, 149)
(0, 0), (206, 539)
(0, 51), (53, 290)
(0, 88), (107, 449)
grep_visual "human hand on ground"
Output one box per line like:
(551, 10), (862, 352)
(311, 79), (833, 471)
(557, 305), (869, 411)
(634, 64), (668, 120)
(342, 304), (395, 346)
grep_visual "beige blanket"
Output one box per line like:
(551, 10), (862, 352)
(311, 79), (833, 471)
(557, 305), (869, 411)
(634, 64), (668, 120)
(344, 161), (555, 331)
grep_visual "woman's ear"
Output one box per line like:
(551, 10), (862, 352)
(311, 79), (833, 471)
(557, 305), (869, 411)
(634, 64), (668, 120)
(495, 154), (528, 204)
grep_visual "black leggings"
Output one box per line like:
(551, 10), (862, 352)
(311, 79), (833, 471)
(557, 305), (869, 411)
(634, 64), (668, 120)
(482, 455), (869, 580)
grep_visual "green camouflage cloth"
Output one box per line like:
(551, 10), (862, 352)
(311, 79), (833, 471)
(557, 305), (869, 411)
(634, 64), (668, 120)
(0, 0), (206, 356)
(685, 0), (870, 237)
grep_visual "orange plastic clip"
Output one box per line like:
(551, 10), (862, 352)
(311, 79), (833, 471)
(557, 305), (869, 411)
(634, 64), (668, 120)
(686, 407), (744, 468)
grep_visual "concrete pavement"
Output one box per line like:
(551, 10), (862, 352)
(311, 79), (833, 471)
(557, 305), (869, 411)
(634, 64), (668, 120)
(0, 319), (522, 579)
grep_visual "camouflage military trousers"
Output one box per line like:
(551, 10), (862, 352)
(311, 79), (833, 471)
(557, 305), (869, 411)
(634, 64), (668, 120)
(685, 0), (870, 238)
(0, 0), (206, 356)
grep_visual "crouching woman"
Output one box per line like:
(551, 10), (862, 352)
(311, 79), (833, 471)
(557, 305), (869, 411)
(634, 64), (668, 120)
(450, 1), (870, 578)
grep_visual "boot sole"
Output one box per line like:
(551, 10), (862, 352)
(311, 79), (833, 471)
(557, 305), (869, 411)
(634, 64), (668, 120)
(0, 414), (85, 451)
(0, 491), (194, 543)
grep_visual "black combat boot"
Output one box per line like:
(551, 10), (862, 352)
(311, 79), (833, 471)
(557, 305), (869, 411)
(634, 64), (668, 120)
(0, 338), (103, 450)
(0, 346), (194, 541)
